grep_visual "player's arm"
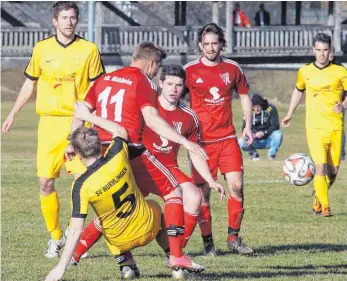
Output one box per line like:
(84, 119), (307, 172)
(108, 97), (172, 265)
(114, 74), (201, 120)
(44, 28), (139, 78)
(189, 152), (225, 199)
(74, 102), (128, 140)
(281, 88), (304, 127)
(45, 217), (84, 281)
(239, 94), (254, 145)
(141, 106), (208, 160)
(2, 78), (36, 134)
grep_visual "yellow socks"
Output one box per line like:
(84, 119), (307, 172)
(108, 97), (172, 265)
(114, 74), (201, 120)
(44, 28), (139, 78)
(40, 191), (62, 241)
(313, 175), (329, 208)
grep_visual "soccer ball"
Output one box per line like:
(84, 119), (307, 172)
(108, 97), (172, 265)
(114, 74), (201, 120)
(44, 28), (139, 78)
(283, 153), (316, 186)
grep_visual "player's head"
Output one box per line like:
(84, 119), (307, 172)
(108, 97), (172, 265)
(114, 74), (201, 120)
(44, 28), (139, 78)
(52, 1), (79, 38)
(70, 127), (101, 163)
(197, 23), (226, 62)
(312, 33), (331, 66)
(252, 93), (268, 114)
(159, 65), (186, 104)
(132, 42), (167, 79)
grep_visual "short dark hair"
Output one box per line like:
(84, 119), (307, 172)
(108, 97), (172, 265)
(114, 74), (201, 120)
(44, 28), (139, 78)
(53, 1), (79, 20)
(132, 42), (167, 64)
(197, 23), (227, 51)
(313, 33), (331, 48)
(160, 65), (186, 82)
(70, 127), (101, 159)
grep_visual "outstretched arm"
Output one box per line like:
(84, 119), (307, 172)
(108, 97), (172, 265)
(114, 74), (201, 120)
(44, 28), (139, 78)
(189, 152), (225, 199)
(74, 102), (128, 140)
(282, 88), (304, 128)
(2, 78), (36, 134)
(142, 106), (208, 160)
(45, 218), (84, 281)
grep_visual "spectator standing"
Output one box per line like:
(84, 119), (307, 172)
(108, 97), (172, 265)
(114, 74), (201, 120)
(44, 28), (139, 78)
(232, 3), (251, 28)
(254, 3), (270, 26)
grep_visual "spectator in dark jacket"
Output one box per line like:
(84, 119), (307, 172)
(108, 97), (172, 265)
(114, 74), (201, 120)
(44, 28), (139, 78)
(238, 94), (283, 160)
(254, 4), (270, 26)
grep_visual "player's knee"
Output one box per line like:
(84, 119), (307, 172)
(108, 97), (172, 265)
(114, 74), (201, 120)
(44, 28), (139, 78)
(199, 183), (211, 202)
(229, 180), (243, 196)
(39, 178), (55, 194)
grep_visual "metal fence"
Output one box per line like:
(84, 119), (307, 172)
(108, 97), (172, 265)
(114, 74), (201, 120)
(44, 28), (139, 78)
(1, 25), (347, 57)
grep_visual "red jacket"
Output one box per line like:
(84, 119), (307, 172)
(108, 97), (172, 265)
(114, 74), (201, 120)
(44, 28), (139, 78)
(232, 9), (251, 27)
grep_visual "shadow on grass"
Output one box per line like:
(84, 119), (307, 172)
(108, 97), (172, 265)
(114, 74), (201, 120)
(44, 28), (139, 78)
(214, 243), (347, 257)
(147, 266), (347, 280)
(269, 264), (347, 270)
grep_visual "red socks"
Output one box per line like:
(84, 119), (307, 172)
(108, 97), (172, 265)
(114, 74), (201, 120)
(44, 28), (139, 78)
(164, 197), (184, 257)
(198, 202), (212, 236)
(227, 195), (244, 242)
(181, 212), (198, 248)
(73, 217), (102, 263)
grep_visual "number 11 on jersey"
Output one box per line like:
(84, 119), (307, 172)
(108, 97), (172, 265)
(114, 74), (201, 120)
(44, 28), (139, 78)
(98, 86), (125, 122)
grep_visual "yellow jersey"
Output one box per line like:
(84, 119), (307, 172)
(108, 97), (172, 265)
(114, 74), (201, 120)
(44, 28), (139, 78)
(71, 137), (155, 246)
(25, 35), (105, 116)
(296, 62), (347, 130)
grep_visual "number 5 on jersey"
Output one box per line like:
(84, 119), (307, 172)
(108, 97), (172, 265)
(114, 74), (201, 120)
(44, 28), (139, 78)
(98, 86), (125, 122)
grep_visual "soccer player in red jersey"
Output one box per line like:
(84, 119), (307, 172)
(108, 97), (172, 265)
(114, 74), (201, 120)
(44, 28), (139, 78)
(184, 23), (254, 255)
(137, 64), (225, 251)
(70, 43), (208, 273)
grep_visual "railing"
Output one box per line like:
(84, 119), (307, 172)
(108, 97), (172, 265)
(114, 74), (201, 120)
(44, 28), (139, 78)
(1, 25), (347, 57)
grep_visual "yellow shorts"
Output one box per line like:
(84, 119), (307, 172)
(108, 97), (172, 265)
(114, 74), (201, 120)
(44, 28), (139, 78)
(306, 128), (343, 167)
(105, 200), (162, 255)
(37, 116), (73, 178)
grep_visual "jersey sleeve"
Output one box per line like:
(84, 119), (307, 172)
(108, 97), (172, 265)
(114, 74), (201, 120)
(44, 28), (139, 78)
(84, 80), (98, 109)
(136, 76), (158, 110)
(103, 137), (129, 162)
(235, 67), (249, 95)
(71, 181), (90, 218)
(296, 68), (306, 91)
(88, 45), (106, 82)
(186, 115), (200, 143)
(339, 66), (347, 91)
(24, 44), (41, 80)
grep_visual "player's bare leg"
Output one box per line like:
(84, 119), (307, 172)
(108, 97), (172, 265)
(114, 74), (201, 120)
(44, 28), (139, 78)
(39, 177), (65, 258)
(198, 183), (217, 256)
(179, 182), (202, 249)
(225, 172), (253, 255)
(164, 189), (205, 273)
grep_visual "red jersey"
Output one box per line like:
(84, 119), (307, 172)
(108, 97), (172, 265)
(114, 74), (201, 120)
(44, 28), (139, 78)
(84, 66), (158, 144)
(184, 57), (249, 143)
(142, 100), (200, 164)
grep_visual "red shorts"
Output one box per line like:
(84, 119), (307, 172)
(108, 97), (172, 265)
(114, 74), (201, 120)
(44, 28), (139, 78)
(130, 150), (191, 198)
(191, 137), (243, 185)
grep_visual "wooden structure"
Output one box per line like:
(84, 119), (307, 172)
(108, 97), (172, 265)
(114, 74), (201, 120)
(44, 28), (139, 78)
(2, 25), (347, 58)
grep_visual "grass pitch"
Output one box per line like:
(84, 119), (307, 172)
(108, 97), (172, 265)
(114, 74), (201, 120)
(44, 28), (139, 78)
(2, 101), (347, 281)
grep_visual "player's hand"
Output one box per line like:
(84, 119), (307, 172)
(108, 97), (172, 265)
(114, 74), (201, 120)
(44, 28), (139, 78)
(243, 126), (253, 146)
(74, 101), (92, 121)
(2, 115), (14, 134)
(182, 139), (208, 160)
(281, 114), (292, 128)
(45, 266), (65, 281)
(208, 181), (225, 200)
(333, 102), (345, 113)
(254, 131), (265, 139)
(65, 144), (76, 161)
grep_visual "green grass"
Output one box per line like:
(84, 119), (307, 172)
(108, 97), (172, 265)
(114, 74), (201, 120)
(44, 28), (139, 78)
(2, 101), (347, 281)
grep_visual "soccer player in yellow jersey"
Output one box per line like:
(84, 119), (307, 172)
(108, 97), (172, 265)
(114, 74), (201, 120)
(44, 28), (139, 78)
(2, 1), (105, 257)
(282, 33), (347, 217)
(45, 105), (164, 281)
